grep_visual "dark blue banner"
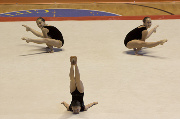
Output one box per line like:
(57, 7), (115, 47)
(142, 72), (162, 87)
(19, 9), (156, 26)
(0, 9), (120, 17)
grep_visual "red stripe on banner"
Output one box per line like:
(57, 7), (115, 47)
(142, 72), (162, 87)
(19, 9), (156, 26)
(0, 15), (180, 22)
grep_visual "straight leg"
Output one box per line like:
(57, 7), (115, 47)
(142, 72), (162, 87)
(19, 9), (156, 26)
(69, 65), (76, 93)
(127, 39), (167, 49)
(74, 65), (84, 93)
(22, 37), (62, 48)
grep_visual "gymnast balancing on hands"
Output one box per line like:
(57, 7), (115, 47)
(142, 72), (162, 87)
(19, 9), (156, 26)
(124, 17), (167, 56)
(22, 17), (64, 53)
(61, 56), (98, 114)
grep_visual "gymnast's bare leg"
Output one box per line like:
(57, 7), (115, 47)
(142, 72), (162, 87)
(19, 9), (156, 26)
(124, 17), (167, 56)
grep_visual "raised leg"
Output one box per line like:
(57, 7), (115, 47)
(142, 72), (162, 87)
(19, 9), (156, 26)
(74, 64), (84, 93)
(127, 39), (167, 49)
(21, 37), (62, 48)
(69, 65), (76, 93)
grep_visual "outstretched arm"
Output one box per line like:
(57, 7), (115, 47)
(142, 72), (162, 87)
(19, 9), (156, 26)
(22, 25), (44, 38)
(61, 101), (70, 111)
(84, 102), (98, 111)
(146, 25), (159, 39)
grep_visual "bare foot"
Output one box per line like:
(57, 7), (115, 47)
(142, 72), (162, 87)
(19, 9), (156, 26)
(21, 37), (30, 43)
(46, 47), (54, 53)
(160, 39), (168, 45)
(70, 56), (77, 65)
(134, 48), (142, 56)
(135, 52), (143, 56)
(48, 50), (54, 53)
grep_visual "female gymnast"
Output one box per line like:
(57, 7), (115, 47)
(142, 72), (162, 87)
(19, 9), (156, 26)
(61, 56), (98, 114)
(22, 17), (64, 53)
(124, 17), (167, 56)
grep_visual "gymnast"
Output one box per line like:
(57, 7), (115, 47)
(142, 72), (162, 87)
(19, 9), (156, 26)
(124, 17), (167, 56)
(22, 17), (64, 53)
(61, 56), (98, 114)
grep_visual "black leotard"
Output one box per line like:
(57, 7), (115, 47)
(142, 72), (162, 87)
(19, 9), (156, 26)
(69, 88), (85, 111)
(43, 26), (64, 46)
(124, 25), (147, 46)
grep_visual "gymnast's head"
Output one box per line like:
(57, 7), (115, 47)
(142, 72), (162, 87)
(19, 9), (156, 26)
(71, 100), (81, 114)
(143, 17), (152, 28)
(36, 17), (46, 29)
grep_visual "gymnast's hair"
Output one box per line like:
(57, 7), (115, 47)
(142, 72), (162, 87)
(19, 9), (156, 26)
(37, 17), (45, 22)
(143, 17), (150, 23)
(71, 100), (81, 107)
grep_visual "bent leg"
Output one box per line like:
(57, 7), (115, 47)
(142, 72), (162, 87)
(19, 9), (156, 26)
(46, 39), (62, 48)
(70, 65), (76, 93)
(41, 28), (62, 48)
(75, 65), (84, 93)
(42, 28), (54, 51)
